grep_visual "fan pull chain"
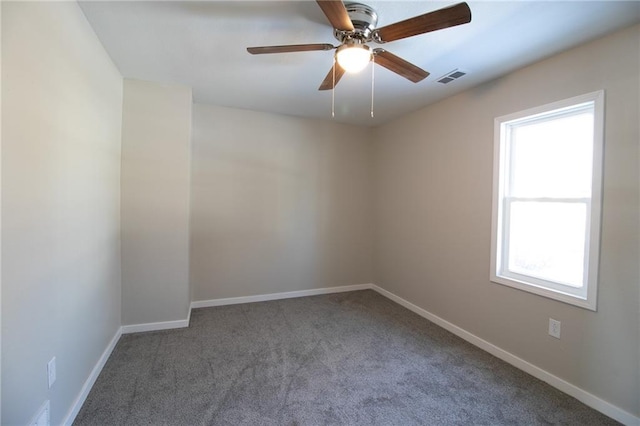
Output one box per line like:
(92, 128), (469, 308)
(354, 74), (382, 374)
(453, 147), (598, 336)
(370, 55), (375, 118)
(331, 58), (336, 118)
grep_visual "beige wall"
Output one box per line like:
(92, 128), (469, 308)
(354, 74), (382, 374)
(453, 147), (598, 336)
(1, 2), (123, 424)
(121, 79), (192, 325)
(190, 104), (373, 301)
(372, 24), (639, 416)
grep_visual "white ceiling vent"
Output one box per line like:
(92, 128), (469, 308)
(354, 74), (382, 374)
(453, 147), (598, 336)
(437, 69), (468, 84)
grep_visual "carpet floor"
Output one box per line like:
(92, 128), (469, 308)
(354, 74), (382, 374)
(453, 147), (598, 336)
(74, 290), (619, 425)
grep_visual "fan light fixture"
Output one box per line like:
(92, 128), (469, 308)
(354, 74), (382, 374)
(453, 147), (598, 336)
(336, 43), (371, 73)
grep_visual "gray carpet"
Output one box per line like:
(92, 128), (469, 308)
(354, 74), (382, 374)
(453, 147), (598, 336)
(74, 290), (618, 425)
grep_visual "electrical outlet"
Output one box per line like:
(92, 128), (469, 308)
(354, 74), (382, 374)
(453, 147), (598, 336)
(30, 400), (50, 426)
(47, 357), (56, 388)
(549, 318), (561, 339)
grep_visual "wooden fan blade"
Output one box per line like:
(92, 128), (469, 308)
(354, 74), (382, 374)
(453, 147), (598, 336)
(247, 44), (334, 54)
(373, 2), (471, 43)
(373, 49), (429, 83)
(319, 63), (346, 90)
(316, 0), (354, 32)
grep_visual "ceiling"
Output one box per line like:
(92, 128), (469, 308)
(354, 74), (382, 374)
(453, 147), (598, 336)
(79, 1), (640, 127)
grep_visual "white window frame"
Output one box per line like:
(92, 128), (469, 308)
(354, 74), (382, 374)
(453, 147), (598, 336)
(490, 90), (604, 311)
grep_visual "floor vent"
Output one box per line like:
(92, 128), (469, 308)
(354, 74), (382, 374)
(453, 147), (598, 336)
(437, 69), (467, 84)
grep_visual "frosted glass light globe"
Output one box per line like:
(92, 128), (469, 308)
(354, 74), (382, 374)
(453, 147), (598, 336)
(336, 45), (371, 73)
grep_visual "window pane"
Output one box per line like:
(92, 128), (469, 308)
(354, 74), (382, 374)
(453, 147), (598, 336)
(507, 201), (586, 287)
(510, 111), (593, 198)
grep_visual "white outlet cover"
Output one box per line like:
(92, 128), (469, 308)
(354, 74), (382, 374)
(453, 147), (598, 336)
(47, 357), (56, 388)
(31, 400), (50, 426)
(549, 318), (561, 339)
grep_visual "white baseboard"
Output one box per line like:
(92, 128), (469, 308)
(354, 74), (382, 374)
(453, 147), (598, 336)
(369, 284), (639, 426)
(190, 283), (373, 309)
(121, 317), (190, 334)
(62, 327), (122, 426)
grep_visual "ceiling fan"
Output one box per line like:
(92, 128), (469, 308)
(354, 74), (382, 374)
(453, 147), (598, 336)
(247, 1), (472, 91)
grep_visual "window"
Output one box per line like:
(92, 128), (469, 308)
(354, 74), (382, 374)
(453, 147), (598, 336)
(490, 91), (604, 310)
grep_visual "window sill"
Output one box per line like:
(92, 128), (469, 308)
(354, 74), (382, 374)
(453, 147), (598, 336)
(490, 273), (596, 311)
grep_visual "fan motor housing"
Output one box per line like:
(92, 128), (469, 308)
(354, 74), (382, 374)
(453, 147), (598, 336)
(334, 2), (378, 42)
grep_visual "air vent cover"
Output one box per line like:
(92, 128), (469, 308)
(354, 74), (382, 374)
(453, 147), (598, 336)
(437, 69), (467, 84)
